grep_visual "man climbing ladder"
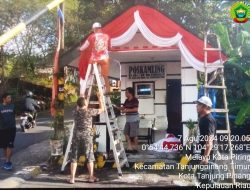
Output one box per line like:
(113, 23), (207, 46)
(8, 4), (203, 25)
(61, 22), (129, 177)
(79, 22), (111, 96)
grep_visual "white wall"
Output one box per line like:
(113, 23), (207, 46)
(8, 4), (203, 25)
(181, 55), (198, 145)
(109, 59), (121, 79)
(121, 62), (182, 116)
(100, 57), (198, 145)
(121, 62), (181, 142)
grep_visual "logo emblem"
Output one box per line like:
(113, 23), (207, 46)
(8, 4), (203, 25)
(95, 39), (105, 51)
(230, 1), (250, 23)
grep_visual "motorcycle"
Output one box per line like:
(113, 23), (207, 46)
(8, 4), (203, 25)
(20, 112), (37, 132)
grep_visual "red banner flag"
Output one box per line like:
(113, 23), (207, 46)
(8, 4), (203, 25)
(51, 18), (61, 117)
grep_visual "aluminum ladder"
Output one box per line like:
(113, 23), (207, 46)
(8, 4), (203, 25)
(204, 32), (236, 185)
(61, 63), (129, 177)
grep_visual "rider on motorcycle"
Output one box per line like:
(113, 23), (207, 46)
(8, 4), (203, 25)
(22, 91), (40, 128)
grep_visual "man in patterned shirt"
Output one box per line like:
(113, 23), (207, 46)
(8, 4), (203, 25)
(68, 93), (104, 184)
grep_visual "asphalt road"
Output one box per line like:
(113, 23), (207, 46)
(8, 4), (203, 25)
(0, 115), (53, 159)
(0, 112), (53, 181)
(0, 107), (74, 160)
(0, 107), (74, 181)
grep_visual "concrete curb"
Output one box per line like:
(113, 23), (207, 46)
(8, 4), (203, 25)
(0, 177), (25, 188)
(0, 166), (42, 188)
(21, 166), (43, 180)
(0, 139), (48, 188)
(30, 166), (42, 177)
(58, 153), (180, 170)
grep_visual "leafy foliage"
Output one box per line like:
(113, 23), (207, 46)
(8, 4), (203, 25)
(110, 91), (121, 106)
(64, 82), (78, 105)
(212, 21), (250, 125)
(1, 0), (249, 127)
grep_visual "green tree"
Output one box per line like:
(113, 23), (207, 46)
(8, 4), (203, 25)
(0, 0), (56, 78)
(0, 0), (231, 75)
(213, 21), (250, 125)
(1, 0), (249, 126)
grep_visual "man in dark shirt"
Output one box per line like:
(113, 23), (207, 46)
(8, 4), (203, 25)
(194, 96), (217, 164)
(114, 87), (139, 153)
(0, 93), (16, 170)
(24, 91), (39, 112)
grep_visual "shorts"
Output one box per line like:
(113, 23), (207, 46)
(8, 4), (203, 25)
(70, 134), (95, 163)
(124, 121), (139, 138)
(0, 128), (16, 148)
(95, 58), (109, 76)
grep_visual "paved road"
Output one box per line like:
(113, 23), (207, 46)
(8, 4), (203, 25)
(0, 111), (53, 180)
(0, 107), (74, 159)
(0, 114), (53, 159)
(0, 107), (74, 180)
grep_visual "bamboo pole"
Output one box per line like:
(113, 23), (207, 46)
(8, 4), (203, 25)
(60, 3), (65, 50)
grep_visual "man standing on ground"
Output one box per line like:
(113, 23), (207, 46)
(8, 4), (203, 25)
(0, 93), (16, 170)
(79, 22), (110, 96)
(194, 96), (217, 164)
(114, 87), (140, 153)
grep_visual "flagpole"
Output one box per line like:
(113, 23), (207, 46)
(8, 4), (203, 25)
(60, 3), (65, 50)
